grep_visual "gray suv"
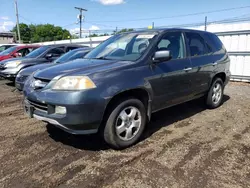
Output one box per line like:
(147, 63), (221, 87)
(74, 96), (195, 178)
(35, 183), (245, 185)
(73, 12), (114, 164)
(23, 28), (230, 149)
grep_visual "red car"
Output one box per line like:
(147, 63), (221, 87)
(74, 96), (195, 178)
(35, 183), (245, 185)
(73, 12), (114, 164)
(0, 45), (40, 61)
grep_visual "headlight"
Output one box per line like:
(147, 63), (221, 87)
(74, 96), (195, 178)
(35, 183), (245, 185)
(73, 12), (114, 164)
(52, 76), (96, 91)
(4, 61), (22, 68)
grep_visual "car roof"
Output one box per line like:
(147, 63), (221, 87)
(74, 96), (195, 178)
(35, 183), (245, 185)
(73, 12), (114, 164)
(70, 47), (92, 52)
(15, 45), (40, 49)
(0, 44), (17, 46)
(122, 28), (213, 35)
(42, 44), (87, 48)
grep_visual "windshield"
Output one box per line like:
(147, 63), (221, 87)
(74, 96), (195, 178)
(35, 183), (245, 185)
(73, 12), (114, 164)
(25, 46), (48, 58)
(85, 32), (157, 61)
(0, 45), (15, 52)
(54, 50), (82, 63)
(0, 46), (17, 55)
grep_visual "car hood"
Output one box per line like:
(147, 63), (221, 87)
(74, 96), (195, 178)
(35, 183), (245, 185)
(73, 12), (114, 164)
(19, 63), (54, 76)
(34, 59), (132, 80)
(0, 57), (34, 66)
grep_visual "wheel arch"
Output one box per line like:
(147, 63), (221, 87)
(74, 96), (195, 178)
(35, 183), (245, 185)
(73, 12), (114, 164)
(101, 88), (152, 128)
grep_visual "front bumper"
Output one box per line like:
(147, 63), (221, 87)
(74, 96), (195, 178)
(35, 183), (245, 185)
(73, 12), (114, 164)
(23, 89), (107, 135)
(0, 68), (20, 79)
(15, 75), (29, 91)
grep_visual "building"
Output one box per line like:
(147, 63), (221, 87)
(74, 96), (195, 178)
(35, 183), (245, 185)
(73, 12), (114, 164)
(0, 32), (15, 44)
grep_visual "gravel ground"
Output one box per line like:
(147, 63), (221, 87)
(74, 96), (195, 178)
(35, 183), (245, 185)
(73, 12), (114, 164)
(0, 80), (250, 188)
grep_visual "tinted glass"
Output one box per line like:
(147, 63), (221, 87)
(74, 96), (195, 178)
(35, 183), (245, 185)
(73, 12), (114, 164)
(157, 32), (185, 59)
(26, 46), (49, 58)
(66, 46), (79, 52)
(186, 32), (207, 56)
(54, 50), (80, 63)
(0, 46), (17, 55)
(209, 33), (225, 52)
(47, 48), (64, 57)
(54, 50), (89, 63)
(85, 32), (158, 61)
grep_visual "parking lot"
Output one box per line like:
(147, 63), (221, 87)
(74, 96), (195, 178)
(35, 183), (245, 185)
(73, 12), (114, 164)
(0, 80), (249, 188)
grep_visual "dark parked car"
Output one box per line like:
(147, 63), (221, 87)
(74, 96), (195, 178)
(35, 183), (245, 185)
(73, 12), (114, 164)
(0, 45), (40, 61)
(23, 29), (230, 149)
(16, 48), (92, 91)
(0, 44), (84, 80)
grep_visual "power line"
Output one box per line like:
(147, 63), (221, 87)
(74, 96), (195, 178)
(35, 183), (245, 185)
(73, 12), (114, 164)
(19, 15), (34, 24)
(87, 5), (250, 23)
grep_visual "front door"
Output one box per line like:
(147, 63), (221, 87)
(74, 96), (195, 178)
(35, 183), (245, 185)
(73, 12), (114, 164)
(148, 31), (193, 111)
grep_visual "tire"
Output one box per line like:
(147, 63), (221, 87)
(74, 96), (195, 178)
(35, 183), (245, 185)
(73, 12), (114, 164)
(206, 77), (224, 109)
(103, 98), (146, 149)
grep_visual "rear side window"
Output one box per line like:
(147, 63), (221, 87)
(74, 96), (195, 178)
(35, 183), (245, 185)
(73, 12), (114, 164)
(185, 32), (208, 57)
(209, 33), (226, 52)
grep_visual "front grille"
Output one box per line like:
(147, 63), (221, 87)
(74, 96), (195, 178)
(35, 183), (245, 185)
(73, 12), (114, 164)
(16, 75), (29, 83)
(0, 66), (6, 71)
(28, 99), (48, 112)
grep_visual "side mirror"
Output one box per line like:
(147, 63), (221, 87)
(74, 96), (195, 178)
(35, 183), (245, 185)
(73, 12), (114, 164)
(152, 50), (172, 63)
(45, 53), (53, 59)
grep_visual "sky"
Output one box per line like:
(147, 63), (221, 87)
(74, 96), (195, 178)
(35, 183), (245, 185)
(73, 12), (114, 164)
(0, 0), (250, 34)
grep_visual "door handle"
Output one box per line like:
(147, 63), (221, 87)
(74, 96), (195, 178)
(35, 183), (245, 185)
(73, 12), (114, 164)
(184, 67), (192, 71)
(213, 62), (218, 66)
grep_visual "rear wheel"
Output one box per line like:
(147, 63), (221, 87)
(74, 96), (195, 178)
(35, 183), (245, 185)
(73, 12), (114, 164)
(206, 78), (224, 109)
(103, 98), (146, 149)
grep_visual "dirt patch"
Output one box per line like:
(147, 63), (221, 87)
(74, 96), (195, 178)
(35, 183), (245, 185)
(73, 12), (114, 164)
(0, 80), (250, 188)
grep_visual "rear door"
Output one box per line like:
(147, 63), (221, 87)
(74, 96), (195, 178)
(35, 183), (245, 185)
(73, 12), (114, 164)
(185, 32), (213, 96)
(149, 31), (193, 111)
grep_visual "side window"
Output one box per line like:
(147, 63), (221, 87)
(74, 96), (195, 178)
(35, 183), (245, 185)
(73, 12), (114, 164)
(157, 32), (185, 59)
(66, 47), (78, 52)
(209, 33), (226, 52)
(186, 32), (207, 57)
(48, 48), (64, 57)
(28, 47), (36, 53)
(17, 48), (29, 57)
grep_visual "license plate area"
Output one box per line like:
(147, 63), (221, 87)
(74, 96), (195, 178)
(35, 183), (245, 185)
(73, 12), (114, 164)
(24, 99), (34, 118)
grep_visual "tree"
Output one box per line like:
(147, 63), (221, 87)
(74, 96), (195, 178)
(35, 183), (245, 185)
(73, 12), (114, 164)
(12, 23), (71, 43)
(12, 23), (31, 43)
(114, 28), (134, 35)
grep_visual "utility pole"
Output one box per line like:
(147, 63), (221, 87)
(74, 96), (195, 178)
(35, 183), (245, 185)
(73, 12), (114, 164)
(14, 0), (21, 43)
(152, 22), (154, 29)
(205, 16), (207, 31)
(75, 7), (87, 38)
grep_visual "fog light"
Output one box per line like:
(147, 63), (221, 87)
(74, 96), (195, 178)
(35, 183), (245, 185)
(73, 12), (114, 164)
(55, 106), (66, 114)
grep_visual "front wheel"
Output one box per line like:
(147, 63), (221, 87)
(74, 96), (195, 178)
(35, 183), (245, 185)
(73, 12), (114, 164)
(103, 98), (146, 149)
(206, 78), (224, 109)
